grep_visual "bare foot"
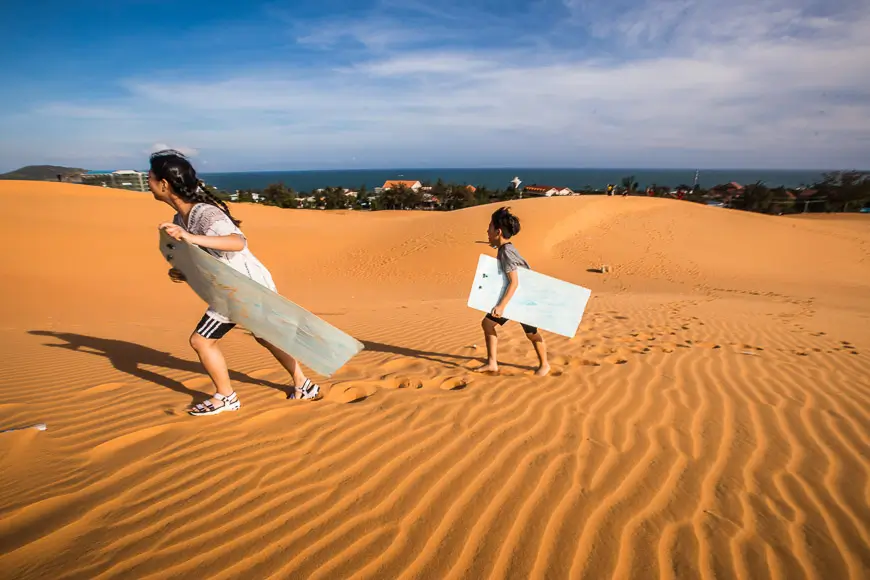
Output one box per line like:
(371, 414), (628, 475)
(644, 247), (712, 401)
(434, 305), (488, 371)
(473, 362), (499, 374)
(535, 364), (551, 377)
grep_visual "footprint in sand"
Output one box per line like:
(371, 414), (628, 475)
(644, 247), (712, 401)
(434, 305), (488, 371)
(603, 355), (628, 365)
(328, 384), (378, 404)
(384, 376), (424, 390)
(440, 377), (470, 391)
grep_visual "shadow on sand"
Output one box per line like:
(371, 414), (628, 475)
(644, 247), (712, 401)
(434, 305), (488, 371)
(361, 340), (534, 372)
(28, 330), (290, 404)
(28, 331), (535, 402)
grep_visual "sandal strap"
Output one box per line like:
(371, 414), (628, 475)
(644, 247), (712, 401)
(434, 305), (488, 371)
(296, 379), (311, 397)
(191, 393), (237, 413)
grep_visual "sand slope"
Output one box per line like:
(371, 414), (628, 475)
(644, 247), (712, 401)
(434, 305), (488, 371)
(1, 181), (869, 579)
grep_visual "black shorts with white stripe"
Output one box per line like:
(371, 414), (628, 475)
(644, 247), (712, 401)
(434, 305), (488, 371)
(195, 312), (236, 339)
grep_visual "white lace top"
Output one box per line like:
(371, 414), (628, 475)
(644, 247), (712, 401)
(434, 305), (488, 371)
(174, 203), (277, 322)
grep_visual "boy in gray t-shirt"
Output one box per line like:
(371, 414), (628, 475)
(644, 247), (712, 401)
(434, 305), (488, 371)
(476, 207), (550, 377)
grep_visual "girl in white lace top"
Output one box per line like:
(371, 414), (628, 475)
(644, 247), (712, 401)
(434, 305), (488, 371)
(149, 149), (320, 415)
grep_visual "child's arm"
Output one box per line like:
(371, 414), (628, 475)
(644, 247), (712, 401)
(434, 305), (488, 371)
(184, 233), (245, 252)
(491, 270), (519, 318)
(159, 223), (245, 252)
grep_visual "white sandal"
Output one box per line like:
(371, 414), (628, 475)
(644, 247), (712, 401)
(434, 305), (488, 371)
(288, 379), (320, 401)
(189, 392), (241, 416)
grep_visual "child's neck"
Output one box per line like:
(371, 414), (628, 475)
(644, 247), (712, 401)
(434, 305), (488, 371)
(171, 198), (197, 221)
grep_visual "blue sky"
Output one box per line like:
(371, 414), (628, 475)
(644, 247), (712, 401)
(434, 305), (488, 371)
(1, 0), (868, 172)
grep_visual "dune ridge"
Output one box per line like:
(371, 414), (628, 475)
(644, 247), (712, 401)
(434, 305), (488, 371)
(1, 181), (869, 579)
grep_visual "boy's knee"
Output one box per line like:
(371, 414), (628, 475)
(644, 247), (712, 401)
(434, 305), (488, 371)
(481, 317), (497, 334)
(526, 331), (543, 342)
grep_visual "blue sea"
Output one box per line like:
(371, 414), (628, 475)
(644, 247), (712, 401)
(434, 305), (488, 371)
(201, 168), (830, 193)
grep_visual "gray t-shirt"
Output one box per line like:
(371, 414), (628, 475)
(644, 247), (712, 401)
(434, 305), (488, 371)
(497, 242), (530, 274)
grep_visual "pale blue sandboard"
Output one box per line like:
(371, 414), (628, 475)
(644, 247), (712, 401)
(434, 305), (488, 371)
(159, 230), (364, 377)
(467, 254), (592, 338)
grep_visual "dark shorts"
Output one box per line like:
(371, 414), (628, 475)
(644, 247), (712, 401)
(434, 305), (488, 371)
(485, 313), (538, 335)
(194, 311), (236, 340)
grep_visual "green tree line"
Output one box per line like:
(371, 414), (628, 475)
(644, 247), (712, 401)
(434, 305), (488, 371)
(215, 171), (870, 215)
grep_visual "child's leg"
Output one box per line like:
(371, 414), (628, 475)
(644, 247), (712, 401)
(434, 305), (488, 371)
(187, 312), (240, 415)
(253, 336), (320, 400)
(523, 325), (550, 377)
(190, 332), (234, 396)
(255, 337), (308, 388)
(474, 315), (501, 372)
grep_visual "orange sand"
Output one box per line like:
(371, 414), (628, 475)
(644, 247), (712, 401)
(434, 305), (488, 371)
(1, 181), (869, 579)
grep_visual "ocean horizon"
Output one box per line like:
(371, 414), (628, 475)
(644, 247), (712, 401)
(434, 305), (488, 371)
(201, 168), (835, 193)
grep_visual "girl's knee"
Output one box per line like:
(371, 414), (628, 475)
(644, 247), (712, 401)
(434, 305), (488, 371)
(189, 332), (214, 352)
(481, 318), (497, 334)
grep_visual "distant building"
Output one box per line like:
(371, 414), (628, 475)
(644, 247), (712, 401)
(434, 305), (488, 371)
(81, 169), (149, 192)
(421, 192), (441, 209)
(708, 182), (746, 201)
(382, 180), (422, 191)
(522, 184), (575, 197)
(228, 191), (261, 202)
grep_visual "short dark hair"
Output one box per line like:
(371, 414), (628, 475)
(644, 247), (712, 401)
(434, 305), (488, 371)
(491, 206), (521, 238)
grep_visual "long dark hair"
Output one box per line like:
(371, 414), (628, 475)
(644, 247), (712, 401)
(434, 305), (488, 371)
(149, 149), (241, 226)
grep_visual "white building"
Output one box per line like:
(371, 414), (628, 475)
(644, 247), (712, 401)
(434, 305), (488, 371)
(229, 192), (262, 202)
(522, 184), (575, 197)
(81, 169), (149, 192)
(382, 180), (423, 191)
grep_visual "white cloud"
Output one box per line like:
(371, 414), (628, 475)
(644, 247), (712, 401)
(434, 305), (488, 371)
(148, 143), (200, 157)
(6, 0), (870, 171)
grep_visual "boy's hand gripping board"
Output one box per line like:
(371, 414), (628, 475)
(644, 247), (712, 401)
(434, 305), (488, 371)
(159, 230), (364, 376)
(467, 254), (592, 338)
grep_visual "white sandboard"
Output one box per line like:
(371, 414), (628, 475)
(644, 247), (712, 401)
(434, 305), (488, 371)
(159, 230), (364, 377)
(467, 254), (591, 337)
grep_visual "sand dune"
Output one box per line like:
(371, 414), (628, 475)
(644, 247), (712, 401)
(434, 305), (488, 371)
(1, 180), (869, 579)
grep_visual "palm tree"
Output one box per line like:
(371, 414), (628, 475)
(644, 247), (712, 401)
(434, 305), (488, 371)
(620, 175), (636, 194)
